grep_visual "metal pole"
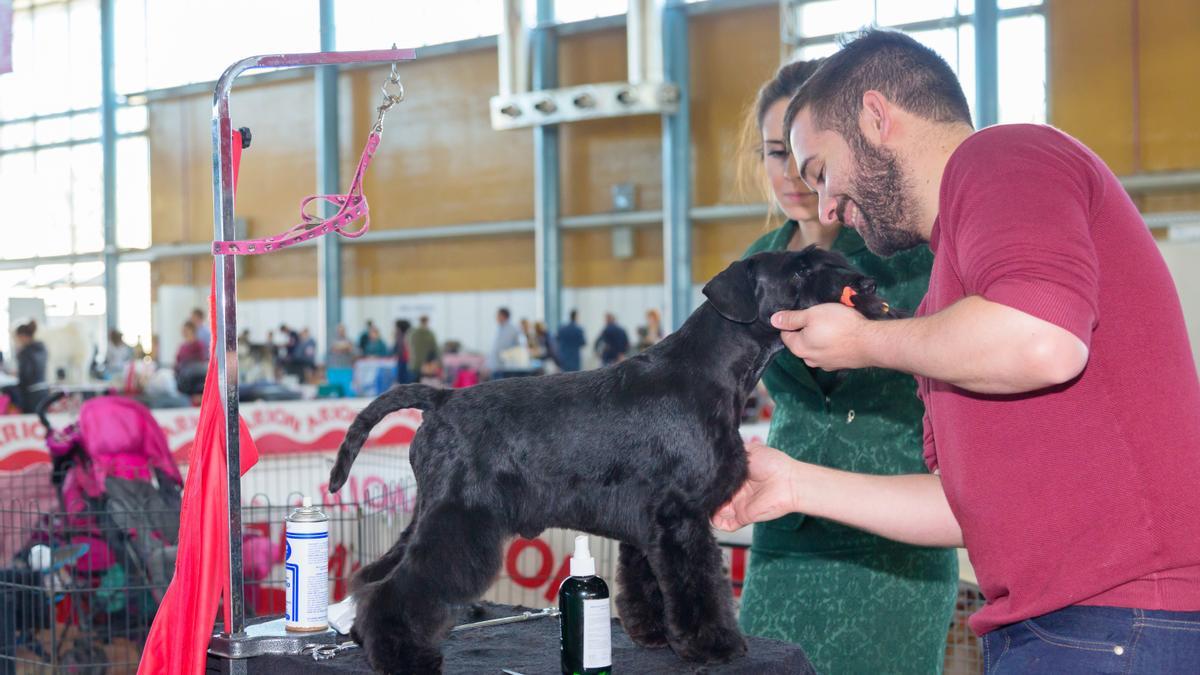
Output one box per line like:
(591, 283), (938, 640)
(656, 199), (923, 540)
(973, 0), (999, 128)
(662, 0), (692, 331)
(211, 93), (246, 640)
(532, 0), (562, 329)
(100, 0), (118, 337)
(317, 0), (341, 364)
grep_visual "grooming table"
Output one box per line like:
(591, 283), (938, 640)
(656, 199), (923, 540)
(206, 602), (815, 674)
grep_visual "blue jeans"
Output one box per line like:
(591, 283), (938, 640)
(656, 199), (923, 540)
(983, 605), (1200, 674)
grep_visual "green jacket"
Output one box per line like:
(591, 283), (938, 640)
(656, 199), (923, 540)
(743, 222), (936, 555)
(407, 326), (439, 373)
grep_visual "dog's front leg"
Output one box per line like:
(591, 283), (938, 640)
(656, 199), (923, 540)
(616, 542), (669, 648)
(646, 495), (748, 664)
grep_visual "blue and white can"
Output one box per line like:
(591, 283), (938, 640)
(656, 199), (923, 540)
(285, 496), (329, 632)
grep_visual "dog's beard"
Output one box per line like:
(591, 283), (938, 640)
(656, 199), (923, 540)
(841, 130), (925, 258)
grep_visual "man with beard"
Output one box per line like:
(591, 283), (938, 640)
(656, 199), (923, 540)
(713, 29), (1200, 672)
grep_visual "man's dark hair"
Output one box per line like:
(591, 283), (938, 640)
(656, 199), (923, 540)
(498, 307), (510, 320)
(783, 29), (972, 144)
(569, 309), (578, 322)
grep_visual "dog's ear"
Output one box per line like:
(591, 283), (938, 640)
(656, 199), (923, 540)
(703, 258), (759, 323)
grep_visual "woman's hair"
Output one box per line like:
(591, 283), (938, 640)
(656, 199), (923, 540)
(15, 320), (37, 338)
(737, 59), (825, 229)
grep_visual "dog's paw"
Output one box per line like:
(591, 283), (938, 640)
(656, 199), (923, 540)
(356, 600), (444, 674)
(364, 629), (446, 672)
(364, 634), (443, 675)
(618, 616), (670, 649)
(617, 615), (669, 649)
(670, 626), (748, 665)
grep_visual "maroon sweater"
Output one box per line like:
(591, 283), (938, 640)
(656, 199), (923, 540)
(918, 124), (1200, 634)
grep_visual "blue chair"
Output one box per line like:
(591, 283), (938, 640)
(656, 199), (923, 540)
(326, 367), (353, 397)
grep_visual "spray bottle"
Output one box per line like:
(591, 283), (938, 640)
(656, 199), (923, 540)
(558, 535), (612, 675)
(285, 496), (329, 632)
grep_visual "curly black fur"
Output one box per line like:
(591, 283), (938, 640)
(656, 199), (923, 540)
(329, 248), (897, 674)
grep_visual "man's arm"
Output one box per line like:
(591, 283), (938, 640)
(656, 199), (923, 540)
(774, 294), (1089, 395)
(712, 442), (963, 548)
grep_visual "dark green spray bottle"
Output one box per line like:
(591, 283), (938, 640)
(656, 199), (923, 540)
(558, 535), (612, 675)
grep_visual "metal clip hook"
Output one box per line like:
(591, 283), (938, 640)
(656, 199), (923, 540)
(372, 44), (407, 133)
(302, 641), (359, 661)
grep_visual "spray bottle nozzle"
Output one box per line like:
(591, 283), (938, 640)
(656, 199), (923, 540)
(570, 535), (596, 577)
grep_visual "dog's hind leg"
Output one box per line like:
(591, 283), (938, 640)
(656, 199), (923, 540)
(646, 496), (747, 664)
(615, 542), (669, 648)
(355, 501), (506, 674)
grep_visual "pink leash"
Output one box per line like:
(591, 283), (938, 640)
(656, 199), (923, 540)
(212, 66), (405, 256)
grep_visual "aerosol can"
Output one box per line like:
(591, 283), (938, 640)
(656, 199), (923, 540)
(285, 496), (329, 632)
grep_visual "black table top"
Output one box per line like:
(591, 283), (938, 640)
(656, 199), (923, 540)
(209, 602), (815, 674)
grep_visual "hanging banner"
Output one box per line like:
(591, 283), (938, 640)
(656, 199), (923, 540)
(0, 397), (422, 473)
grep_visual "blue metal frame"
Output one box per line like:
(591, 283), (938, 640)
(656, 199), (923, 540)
(973, 0), (999, 128)
(317, 0), (343, 364)
(662, 0), (692, 331)
(100, 0), (118, 335)
(533, 0), (563, 330)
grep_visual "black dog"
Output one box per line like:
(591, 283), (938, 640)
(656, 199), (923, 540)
(328, 247), (897, 674)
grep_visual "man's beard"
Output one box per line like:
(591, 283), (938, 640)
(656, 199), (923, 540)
(841, 130), (925, 257)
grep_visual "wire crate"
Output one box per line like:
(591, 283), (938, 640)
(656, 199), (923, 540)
(0, 446), (416, 675)
(0, 465), (176, 675)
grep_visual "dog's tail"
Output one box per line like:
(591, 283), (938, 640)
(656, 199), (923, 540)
(329, 384), (449, 493)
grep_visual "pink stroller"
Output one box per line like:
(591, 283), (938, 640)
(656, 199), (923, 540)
(0, 394), (188, 672)
(36, 393), (272, 615)
(34, 393), (183, 609)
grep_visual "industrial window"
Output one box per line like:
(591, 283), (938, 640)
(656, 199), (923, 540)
(782, 0), (1046, 125)
(0, 0), (150, 354)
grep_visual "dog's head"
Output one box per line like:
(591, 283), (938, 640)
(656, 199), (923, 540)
(702, 247), (894, 326)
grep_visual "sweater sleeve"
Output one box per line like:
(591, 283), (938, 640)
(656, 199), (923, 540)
(941, 128), (1100, 345)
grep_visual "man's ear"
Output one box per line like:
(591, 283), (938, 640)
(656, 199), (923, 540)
(860, 90), (893, 145)
(703, 258), (759, 324)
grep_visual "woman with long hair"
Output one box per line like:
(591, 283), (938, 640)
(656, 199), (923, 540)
(736, 59), (958, 674)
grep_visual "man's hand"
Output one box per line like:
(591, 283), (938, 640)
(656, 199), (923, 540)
(771, 303), (875, 371)
(712, 441), (801, 531)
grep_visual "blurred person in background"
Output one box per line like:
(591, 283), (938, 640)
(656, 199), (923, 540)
(556, 309), (586, 372)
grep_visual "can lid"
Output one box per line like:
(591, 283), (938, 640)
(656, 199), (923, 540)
(288, 495), (327, 522)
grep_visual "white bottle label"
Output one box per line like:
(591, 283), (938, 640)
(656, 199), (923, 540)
(582, 598), (612, 669)
(285, 520), (329, 629)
